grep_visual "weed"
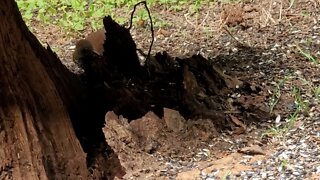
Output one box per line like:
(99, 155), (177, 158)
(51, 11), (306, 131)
(297, 45), (318, 64)
(263, 83), (309, 138)
(292, 86), (309, 112)
(264, 126), (286, 137)
(269, 82), (281, 113)
(17, 0), (104, 31)
(16, 0), (206, 32)
(189, 0), (202, 13)
(203, 26), (214, 39)
(300, 10), (311, 17)
(280, 159), (289, 170)
(313, 86), (320, 100)
(288, 0), (295, 9)
(269, 76), (289, 113)
(262, 110), (298, 138)
(221, 171), (231, 180)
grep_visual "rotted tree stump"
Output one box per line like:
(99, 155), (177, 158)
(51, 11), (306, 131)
(75, 16), (242, 127)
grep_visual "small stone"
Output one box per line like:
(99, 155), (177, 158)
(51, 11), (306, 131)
(160, 170), (167, 176)
(168, 170), (177, 176)
(292, 171), (300, 176)
(202, 149), (210, 152)
(246, 171), (254, 178)
(206, 178), (215, 180)
(295, 165), (304, 169)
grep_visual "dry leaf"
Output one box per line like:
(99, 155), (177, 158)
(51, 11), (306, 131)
(229, 114), (246, 129)
(238, 145), (266, 155)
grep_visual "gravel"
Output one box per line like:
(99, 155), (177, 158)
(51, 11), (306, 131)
(202, 116), (319, 180)
(153, 100), (319, 180)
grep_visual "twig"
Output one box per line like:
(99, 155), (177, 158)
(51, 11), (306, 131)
(199, 11), (209, 27)
(279, 0), (283, 21)
(286, 0), (295, 10)
(184, 13), (197, 29)
(261, 7), (276, 26)
(128, 1), (154, 62)
(223, 26), (249, 47)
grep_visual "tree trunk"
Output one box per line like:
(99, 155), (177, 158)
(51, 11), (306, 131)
(0, 0), (89, 179)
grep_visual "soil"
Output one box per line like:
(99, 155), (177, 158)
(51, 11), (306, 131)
(28, 0), (319, 179)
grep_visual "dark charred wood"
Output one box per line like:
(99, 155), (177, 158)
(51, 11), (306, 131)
(76, 16), (237, 127)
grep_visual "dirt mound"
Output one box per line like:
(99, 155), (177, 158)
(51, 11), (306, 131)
(103, 110), (220, 179)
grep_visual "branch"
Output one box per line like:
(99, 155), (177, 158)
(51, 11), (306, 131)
(128, 1), (154, 62)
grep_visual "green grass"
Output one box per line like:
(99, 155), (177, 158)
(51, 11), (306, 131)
(16, 0), (209, 32)
(280, 159), (289, 170)
(313, 86), (320, 99)
(297, 45), (318, 64)
(263, 76), (311, 138)
(16, 0), (142, 31)
(287, 0), (296, 9)
(292, 86), (309, 112)
(269, 77), (289, 113)
(221, 171), (231, 180)
(262, 109), (298, 138)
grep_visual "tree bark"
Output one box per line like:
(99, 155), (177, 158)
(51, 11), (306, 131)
(0, 0), (89, 179)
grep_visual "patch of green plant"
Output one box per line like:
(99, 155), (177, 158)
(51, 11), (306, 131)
(262, 110), (298, 138)
(297, 45), (318, 64)
(189, 0), (202, 13)
(269, 73), (292, 113)
(16, 0), (212, 31)
(169, 2), (185, 12)
(292, 86), (309, 112)
(16, 0), (219, 32)
(269, 76), (290, 113)
(300, 10), (311, 17)
(280, 159), (289, 170)
(221, 171), (231, 180)
(263, 126), (286, 137)
(313, 86), (320, 100)
(17, 0), (108, 31)
(263, 84), (309, 138)
(287, 0), (296, 9)
(152, 15), (171, 27)
(264, 106), (299, 136)
(203, 26), (214, 38)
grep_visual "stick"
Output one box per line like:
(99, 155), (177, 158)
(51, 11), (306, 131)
(128, 1), (154, 62)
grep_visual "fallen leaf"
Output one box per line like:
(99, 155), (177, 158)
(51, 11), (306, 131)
(233, 127), (246, 135)
(238, 145), (266, 155)
(229, 114), (246, 129)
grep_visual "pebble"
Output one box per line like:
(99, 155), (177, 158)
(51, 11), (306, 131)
(292, 171), (300, 176)
(206, 178), (215, 180)
(239, 116), (320, 179)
